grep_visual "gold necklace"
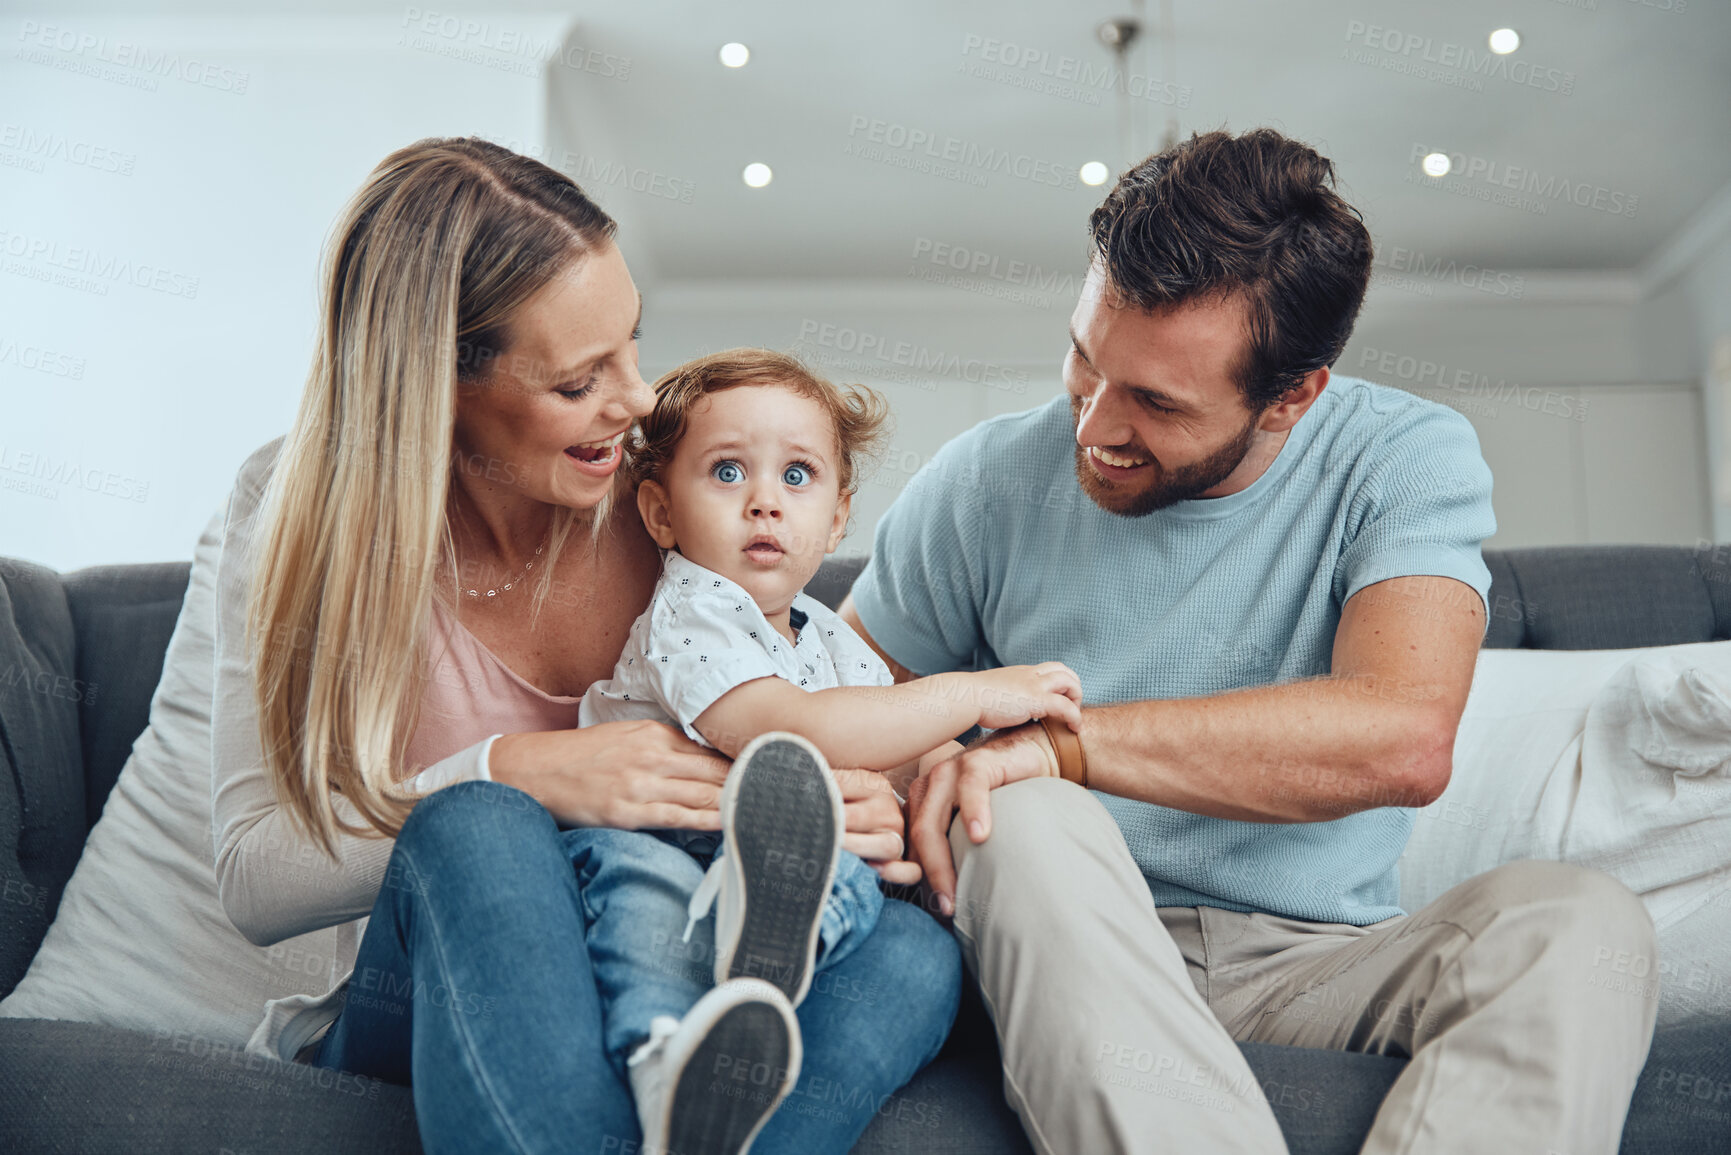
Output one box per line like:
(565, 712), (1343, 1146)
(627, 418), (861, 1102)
(461, 533), (549, 600)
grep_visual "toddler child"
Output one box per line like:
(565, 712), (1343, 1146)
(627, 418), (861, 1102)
(569, 348), (1082, 1155)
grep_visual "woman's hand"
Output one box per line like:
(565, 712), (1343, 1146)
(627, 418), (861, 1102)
(489, 721), (730, 831)
(835, 767), (922, 886)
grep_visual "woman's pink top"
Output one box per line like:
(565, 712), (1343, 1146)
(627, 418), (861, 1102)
(404, 594), (586, 774)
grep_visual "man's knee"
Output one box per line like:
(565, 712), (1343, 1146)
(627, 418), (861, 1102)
(947, 778), (1129, 942)
(1468, 859), (1656, 958)
(947, 777), (1098, 872)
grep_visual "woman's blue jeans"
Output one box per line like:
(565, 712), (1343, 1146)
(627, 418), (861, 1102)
(312, 780), (962, 1155)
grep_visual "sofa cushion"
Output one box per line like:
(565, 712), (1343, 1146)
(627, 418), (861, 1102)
(1485, 545), (1728, 650)
(62, 560), (191, 828)
(0, 506), (347, 1041)
(1620, 1019), (1731, 1154)
(0, 1013), (1403, 1155)
(0, 555), (85, 997)
(0, 1018), (421, 1154)
(805, 554), (868, 612)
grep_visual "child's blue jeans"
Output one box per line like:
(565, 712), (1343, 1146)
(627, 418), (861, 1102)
(561, 825), (886, 1076)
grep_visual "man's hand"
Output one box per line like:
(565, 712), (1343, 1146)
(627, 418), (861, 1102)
(907, 723), (1060, 914)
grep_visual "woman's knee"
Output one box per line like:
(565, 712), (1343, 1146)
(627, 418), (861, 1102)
(398, 779), (557, 866)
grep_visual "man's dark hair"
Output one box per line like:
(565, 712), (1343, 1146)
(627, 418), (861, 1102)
(1087, 128), (1372, 411)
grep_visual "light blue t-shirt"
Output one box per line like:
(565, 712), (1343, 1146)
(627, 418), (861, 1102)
(852, 374), (1497, 925)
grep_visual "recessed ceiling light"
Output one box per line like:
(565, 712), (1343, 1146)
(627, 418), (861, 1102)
(1421, 152), (1452, 178)
(1488, 28), (1520, 54)
(719, 42), (750, 68)
(742, 163), (773, 188)
(1079, 161), (1110, 186)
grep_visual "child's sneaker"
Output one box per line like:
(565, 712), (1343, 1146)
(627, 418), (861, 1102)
(683, 731), (844, 1005)
(626, 978), (801, 1155)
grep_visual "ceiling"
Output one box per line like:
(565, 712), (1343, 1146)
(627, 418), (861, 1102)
(555, 0), (1731, 283)
(15, 0), (1731, 283)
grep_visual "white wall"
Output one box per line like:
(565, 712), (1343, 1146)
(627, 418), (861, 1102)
(0, 14), (565, 570)
(1343, 282), (1711, 550)
(1676, 207), (1731, 541)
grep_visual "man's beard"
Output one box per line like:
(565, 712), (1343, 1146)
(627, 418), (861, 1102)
(1071, 399), (1262, 518)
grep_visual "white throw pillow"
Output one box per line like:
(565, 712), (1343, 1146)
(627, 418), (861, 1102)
(0, 503), (344, 1043)
(1572, 647), (1731, 928)
(1397, 641), (1731, 1025)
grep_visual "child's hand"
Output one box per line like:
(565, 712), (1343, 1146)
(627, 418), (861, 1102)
(965, 663), (1083, 732)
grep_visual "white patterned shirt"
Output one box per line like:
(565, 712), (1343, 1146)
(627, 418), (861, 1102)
(579, 550), (892, 744)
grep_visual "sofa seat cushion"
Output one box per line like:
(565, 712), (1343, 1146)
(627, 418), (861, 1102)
(0, 1015), (1399, 1155)
(0, 1017), (420, 1154)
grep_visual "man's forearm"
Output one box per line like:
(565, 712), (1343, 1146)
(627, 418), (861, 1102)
(1082, 672), (1455, 822)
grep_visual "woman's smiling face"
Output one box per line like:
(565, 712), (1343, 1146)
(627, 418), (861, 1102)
(452, 241), (653, 512)
(636, 382), (851, 617)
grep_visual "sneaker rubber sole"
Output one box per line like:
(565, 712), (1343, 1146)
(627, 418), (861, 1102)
(719, 733), (843, 1004)
(663, 995), (797, 1155)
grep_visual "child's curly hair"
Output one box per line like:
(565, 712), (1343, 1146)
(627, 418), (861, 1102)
(628, 348), (891, 495)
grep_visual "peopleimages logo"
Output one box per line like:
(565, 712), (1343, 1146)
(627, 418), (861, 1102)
(1343, 20), (1575, 97)
(0, 229), (200, 299)
(0, 443), (150, 502)
(845, 115), (1077, 190)
(1408, 145), (1638, 219)
(0, 334), (86, 379)
(1356, 347), (1590, 423)
(958, 33), (1192, 109)
(794, 319), (1028, 395)
(397, 8), (631, 80)
(15, 20), (250, 94)
(0, 124), (136, 175)
(910, 237), (1078, 291)
(1382, 246), (1526, 299)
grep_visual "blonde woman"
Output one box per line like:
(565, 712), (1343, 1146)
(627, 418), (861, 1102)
(210, 137), (960, 1154)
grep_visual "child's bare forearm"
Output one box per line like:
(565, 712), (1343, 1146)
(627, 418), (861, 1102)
(787, 677), (981, 768)
(695, 674), (981, 768)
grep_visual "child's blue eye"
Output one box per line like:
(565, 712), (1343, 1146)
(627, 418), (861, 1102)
(783, 463), (811, 487)
(712, 461), (744, 484)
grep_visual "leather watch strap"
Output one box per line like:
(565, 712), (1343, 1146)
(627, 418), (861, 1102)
(1037, 716), (1088, 788)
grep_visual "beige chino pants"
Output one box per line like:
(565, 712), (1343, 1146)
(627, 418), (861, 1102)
(948, 778), (1659, 1155)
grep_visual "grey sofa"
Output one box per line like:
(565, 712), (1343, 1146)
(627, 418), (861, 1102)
(2, 544), (1729, 1154)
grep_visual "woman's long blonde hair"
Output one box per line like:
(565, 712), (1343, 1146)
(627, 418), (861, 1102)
(248, 137), (617, 857)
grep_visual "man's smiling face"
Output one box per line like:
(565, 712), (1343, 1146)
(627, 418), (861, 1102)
(1064, 262), (1278, 518)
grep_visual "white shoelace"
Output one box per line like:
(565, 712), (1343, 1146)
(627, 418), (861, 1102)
(626, 1014), (682, 1069)
(682, 854), (726, 943)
